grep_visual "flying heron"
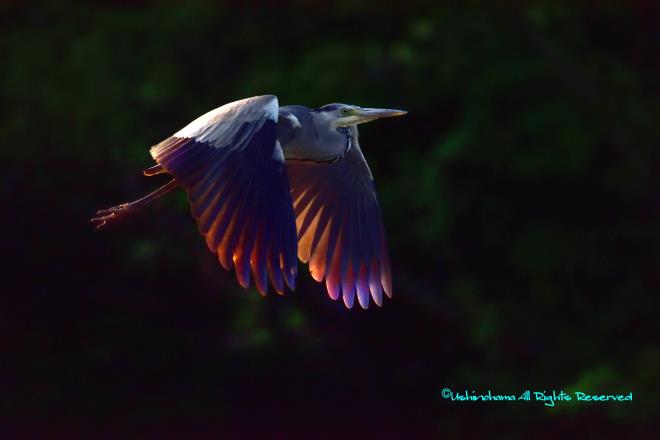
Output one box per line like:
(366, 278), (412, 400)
(92, 95), (406, 309)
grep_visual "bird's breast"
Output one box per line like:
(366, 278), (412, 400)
(280, 128), (350, 163)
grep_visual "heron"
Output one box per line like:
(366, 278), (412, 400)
(91, 95), (406, 309)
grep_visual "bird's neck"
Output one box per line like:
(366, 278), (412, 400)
(279, 110), (350, 163)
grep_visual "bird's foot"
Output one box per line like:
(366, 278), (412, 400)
(90, 203), (134, 231)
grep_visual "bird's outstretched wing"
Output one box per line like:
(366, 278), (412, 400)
(286, 134), (392, 309)
(150, 95), (298, 295)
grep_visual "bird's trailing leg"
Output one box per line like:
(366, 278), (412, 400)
(143, 164), (165, 176)
(91, 179), (180, 231)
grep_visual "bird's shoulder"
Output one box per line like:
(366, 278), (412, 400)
(277, 105), (313, 142)
(278, 105), (311, 123)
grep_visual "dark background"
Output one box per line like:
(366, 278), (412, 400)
(2, 1), (658, 437)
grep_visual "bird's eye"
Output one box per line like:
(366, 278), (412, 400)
(341, 108), (350, 115)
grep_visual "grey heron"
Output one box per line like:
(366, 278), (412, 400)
(92, 95), (406, 309)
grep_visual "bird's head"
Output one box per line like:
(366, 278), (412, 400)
(316, 103), (407, 128)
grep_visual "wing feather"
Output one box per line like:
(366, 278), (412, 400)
(286, 133), (392, 309)
(150, 95), (298, 295)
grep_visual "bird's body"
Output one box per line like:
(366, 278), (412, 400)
(92, 95), (406, 309)
(279, 105), (350, 162)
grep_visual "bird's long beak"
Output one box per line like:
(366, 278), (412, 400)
(353, 107), (408, 124)
(335, 107), (407, 127)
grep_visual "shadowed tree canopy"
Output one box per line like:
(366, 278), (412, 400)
(1, 1), (657, 435)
